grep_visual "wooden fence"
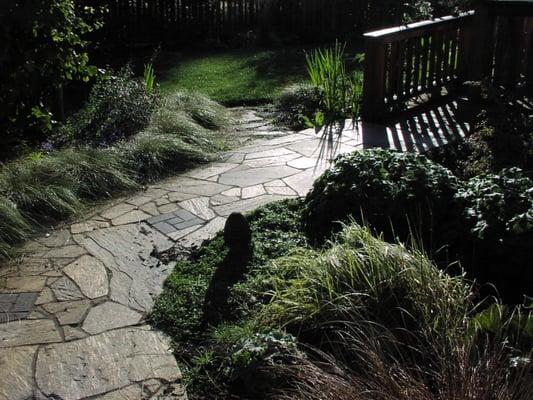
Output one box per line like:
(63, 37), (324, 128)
(361, 1), (533, 122)
(98, 0), (406, 43)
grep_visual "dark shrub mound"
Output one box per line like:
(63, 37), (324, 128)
(275, 83), (322, 130)
(303, 149), (461, 252)
(302, 149), (533, 303)
(456, 168), (533, 303)
(59, 67), (158, 146)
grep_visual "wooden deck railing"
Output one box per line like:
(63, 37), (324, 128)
(362, 1), (533, 122)
(361, 12), (475, 121)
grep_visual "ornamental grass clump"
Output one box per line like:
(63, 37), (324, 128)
(259, 224), (472, 351)
(0, 87), (231, 258)
(304, 42), (363, 128)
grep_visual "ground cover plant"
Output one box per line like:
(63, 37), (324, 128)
(152, 195), (533, 400)
(0, 69), (232, 258)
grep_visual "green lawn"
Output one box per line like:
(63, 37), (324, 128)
(155, 48), (311, 105)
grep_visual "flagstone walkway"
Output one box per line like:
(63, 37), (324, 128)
(0, 102), (470, 400)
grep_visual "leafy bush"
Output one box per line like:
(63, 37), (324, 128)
(303, 149), (533, 302)
(303, 149), (460, 249)
(63, 67), (158, 146)
(456, 168), (533, 302)
(275, 84), (322, 130)
(458, 168), (532, 240)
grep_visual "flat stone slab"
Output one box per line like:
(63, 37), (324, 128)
(43, 300), (91, 326)
(50, 276), (85, 301)
(0, 346), (37, 400)
(63, 255), (109, 299)
(36, 327), (180, 400)
(83, 302), (142, 335)
(218, 165), (300, 187)
(1, 276), (46, 293)
(0, 319), (61, 347)
(80, 224), (173, 313)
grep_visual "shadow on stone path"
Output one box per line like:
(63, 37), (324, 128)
(0, 103), (470, 400)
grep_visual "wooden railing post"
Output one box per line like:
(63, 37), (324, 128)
(526, 17), (533, 94)
(361, 37), (386, 122)
(470, 1), (495, 81)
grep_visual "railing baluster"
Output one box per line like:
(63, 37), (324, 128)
(420, 35), (429, 92)
(412, 36), (422, 95)
(389, 42), (400, 100)
(449, 28), (459, 79)
(405, 39), (414, 98)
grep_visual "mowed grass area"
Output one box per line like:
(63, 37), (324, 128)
(155, 44), (365, 106)
(156, 48), (310, 105)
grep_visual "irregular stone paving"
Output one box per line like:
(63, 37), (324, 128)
(0, 104), (469, 400)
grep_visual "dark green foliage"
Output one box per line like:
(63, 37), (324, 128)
(426, 85), (532, 180)
(275, 84), (322, 130)
(458, 168), (532, 240)
(456, 168), (533, 302)
(152, 234), (228, 339)
(0, 197), (30, 257)
(63, 68), (158, 146)
(303, 149), (460, 248)
(303, 149), (533, 302)
(151, 199), (307, 342)
(0, 0), (103, 138)
(276, 84), (321, 130)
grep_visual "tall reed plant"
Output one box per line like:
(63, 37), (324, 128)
(305, 42), (363, 129)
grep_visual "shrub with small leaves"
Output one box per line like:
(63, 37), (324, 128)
(457, 168), (533, 302)
(66, 67), (158, 146)
(276, 83), (322, 130)
(303, 149), (461, 249)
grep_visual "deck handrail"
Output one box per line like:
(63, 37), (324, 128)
(361, 2), (533, 122)
(363, 11), (475, 44)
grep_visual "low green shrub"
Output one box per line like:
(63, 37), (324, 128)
(260, 224), (471, 350)
(0, 197), (30, 257)
(60, 67), (159, 146)
(119, 132), (207, 182)
(150, 90), (230, 152)
(456, 168), (533, 302)
(303, 149), (460, 248)
(275, 83), (322, 130)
